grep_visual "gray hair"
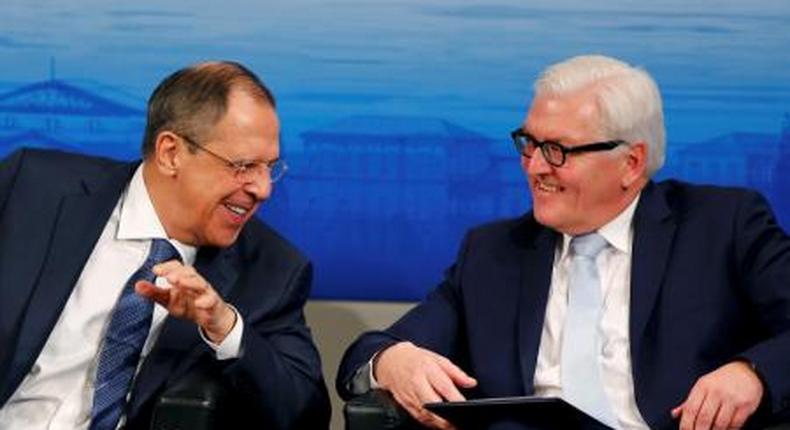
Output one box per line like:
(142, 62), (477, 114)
(534, 55), (666, 176)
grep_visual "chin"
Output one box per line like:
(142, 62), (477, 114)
(204, 229), (243, 248)
(533, 209), (571, 233)
(532, 206), (554, 227)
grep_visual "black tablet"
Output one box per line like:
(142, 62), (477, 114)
(424, 396), (609, 429)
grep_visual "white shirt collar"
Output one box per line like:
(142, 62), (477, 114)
(558, 193), (641, 259)
(116, 164), (197, 264)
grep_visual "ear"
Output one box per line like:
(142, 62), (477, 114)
(153, 131), (182, 176)
(621, 141), (648, 189)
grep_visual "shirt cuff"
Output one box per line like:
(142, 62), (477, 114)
(369, 353), (381, 389)
(198, 304), (244, 360)
(348, 352), (382, 394)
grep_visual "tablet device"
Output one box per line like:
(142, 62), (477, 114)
(424, 396), (609, 429)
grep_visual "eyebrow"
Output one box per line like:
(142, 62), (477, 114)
(524, 130), (562, 143)
(526, 130), (592, 145)
(234, 156), (280, 165)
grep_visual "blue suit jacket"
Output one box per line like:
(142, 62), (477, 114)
(0, 149), (330, 429)
(337, 180), (790, 429)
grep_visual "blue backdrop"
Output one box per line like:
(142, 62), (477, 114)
(1, 0), (788, 300)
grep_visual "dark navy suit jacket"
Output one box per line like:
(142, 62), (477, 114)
(337, 180), (790, 429)
(0, 149), (330, 429)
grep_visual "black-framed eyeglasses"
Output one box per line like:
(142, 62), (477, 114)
(510, 128), (627, 168)
(177, 133), (287, 183)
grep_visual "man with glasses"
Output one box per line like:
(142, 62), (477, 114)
(337, 55), (790, 429)
(0, 61), (330, 429)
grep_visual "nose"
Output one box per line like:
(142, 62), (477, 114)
(524, 149), (552, 175)
(243, 175), (272, 201)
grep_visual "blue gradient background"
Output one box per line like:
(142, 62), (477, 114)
(1, 0), (788, 300)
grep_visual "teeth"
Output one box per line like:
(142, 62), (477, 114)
(537, 181), (560, 192)
(224, 204), (247, 215)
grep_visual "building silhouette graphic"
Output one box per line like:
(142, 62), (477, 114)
(275, 115), (522, 298)
(0, 78), (786, 298)
(0, 79), (144, 159)
(668, 132), (779, 191)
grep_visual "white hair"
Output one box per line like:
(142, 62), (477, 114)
(534, 55), (666, 176)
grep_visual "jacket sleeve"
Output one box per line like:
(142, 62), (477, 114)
(335, 233), (472, 400)
(735, 191), (790, 414)
(221, 261), (331, 429)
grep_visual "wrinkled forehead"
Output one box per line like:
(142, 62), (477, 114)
(525, 92), (604, 143)
(202, 93), (281, 159)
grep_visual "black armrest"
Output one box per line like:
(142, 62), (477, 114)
(344, 389), (424, 430)
(150, 368), (228, 430)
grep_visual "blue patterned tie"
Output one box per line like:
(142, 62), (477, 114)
(561, 233), (619, 429)
(90, 239), (180, 430)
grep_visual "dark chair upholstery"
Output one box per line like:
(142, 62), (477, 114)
(344, 389), (423, 430)
(150, 368), (228, 430)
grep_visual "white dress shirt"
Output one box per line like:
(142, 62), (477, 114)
(0, 165), (244, 430)
(533, 195), (647, 429)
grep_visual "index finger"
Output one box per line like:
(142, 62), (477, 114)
(679, 388), (708, 430)
(427, 367), (466, 402)
(435, 355), (477, 388)
(135, 280), (171, 306)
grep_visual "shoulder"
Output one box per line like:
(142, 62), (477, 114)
(652, 179), (769, 217)
(644, 180), (783, 244)
(1, 148), (134, 206)
(226, 218), (313, 300)
(3, 147), (129, 179)
(234, 217), (310, 268)
(467, 215), (530, 239)
(462, 213), (548, 251)
(655, 179), (764, 203)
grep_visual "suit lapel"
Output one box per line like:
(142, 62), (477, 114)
(127, 244), (239, 415)
(629, 182), (676, 364)
(4, 162), (137, 400)
(516, 220), (558, 394)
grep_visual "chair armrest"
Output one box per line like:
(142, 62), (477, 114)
(344, 389), (424, 430)
(150, 368), (228, 430)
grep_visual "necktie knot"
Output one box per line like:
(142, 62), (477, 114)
(570, 233), (608, 259)
(147, 239), (181, 266)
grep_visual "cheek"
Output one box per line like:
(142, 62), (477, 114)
(186, 182), (231, 218)
(577, 173), (620, 209)
(188, 184), (217, 210)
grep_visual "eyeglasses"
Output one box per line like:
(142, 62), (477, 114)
(510, 128), (626, 168)
(177, 133), (287, 183)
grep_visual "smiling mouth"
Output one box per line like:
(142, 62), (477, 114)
(534, 179), (563, 193)
(223, 202), (250, 216)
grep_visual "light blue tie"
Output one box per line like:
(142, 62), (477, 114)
(90, 239), (180, 430)
(561, 233), (619, 429)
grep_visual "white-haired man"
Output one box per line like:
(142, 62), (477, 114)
(337, 55), (790, 430)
